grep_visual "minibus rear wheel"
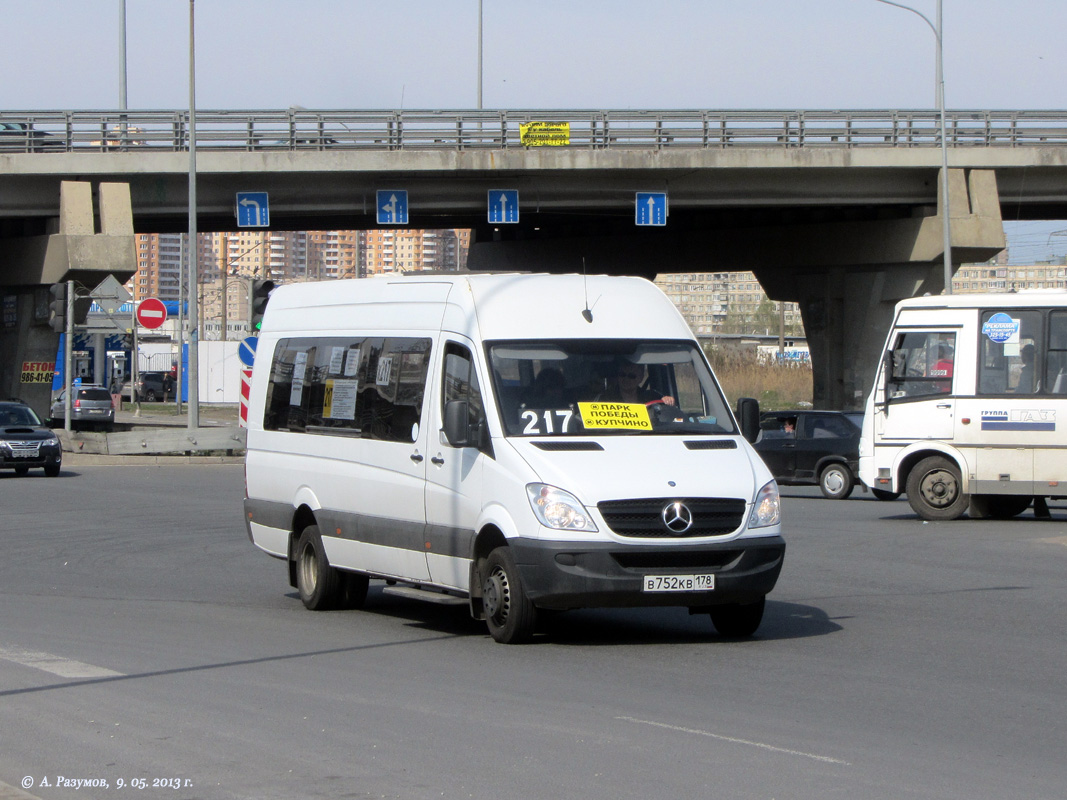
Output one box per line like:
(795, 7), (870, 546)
(482, 547), (537, 644)
(710, 597), (765, 638)
(295, 525), (345, 611)
(906, 456), (968, 521)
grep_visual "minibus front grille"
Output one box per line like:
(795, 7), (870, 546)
(597, 498), (746, 538)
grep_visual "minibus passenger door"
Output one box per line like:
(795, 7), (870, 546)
(878, 330), (956, 441)
(425, 341), (488, 591)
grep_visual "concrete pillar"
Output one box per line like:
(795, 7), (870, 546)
(767, 262), (945, 410)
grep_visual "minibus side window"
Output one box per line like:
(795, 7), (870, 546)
(887, 331), (956, 399)
(1046, 312), (1067, 393)
(977, 310), (1042, 395)
(362, 337), (432, 443)
(263, 336), (430, 442)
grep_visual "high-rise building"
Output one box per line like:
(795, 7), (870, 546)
(654, 272), (804, 337)
(129, 229), (471, 339)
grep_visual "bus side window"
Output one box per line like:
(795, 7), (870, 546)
(888, 331), (955, 398)
(1047, 311), (1067, 393)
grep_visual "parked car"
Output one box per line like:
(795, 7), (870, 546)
(0, 121), (63, 152)
(132, 371), (174, 402)
(754, 410), (863, 499)
(0, 401), (62, 477)
(49, 385), (115, 431)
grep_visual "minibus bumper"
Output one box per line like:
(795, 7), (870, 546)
(507, 535), (785, 610)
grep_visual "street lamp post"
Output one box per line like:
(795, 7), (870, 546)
(872, 0), (952, 294)
(187, 0), (200, 428)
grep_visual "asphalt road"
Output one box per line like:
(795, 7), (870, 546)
(1, 466), (1065, 800)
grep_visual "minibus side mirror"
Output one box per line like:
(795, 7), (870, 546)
(443, 400), (471, 447)
(736, 397), (760, 443)
(881, 350), (894, 415)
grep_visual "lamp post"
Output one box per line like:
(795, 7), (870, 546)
(477, 0), (483, 110)
(187, 0), (200, 427)
(872, 0), (952, 294)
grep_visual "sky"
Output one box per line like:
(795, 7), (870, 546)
(5, 0), (1067, 259)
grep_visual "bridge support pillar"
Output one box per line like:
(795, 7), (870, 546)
(0, 181), (137, 417)
(774, 263), (944, 411)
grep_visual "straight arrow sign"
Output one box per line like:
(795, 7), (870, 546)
(635, 192), (667, 226)
(488, 190), (519, 224)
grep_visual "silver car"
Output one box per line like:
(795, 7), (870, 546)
(49, 385), (115, 431)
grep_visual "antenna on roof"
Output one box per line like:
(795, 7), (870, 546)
(581, 258), (593, 323)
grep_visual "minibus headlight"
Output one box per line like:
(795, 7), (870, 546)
(748, 480), (781, 528)
(526, 484), (598, 532)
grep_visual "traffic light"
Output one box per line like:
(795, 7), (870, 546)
(72, 294), (93, 325)
(48, 283), (67, 332)
(249, 279), (275, 332)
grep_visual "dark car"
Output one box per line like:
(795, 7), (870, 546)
(754, 410), (863, 499)
(49, 385), (115, 431)
(132, 371), (174, 402)
(0, 121), (63, 152)
(0, 401), (62, 477)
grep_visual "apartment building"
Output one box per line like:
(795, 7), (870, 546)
(654, 272), (804, 337)
(360, 229), (469, 274)
(130, 229), (471, 339)
(953, 259), (1067, 292)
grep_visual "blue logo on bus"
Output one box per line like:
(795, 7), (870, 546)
(982, 312), (1019, 344)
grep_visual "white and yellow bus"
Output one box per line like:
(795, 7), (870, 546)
(859, 292), (1067, 520)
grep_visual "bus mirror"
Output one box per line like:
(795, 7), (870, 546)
(881, 351), (894, 414)
(736, 397), (760, 443)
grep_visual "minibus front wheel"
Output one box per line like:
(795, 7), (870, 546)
(709, 596), (766, 638)
(482, 547), (537, 644)
(906, 456), (968, 521)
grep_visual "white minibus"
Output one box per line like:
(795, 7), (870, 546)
(243, 273), (784, 642)
(859, 291), (1067, 520)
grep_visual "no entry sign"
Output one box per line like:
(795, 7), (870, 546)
(136, 297), (167, 329)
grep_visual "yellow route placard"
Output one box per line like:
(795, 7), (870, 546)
(520, 121), (571, 147)
(578, 402), (652, 430)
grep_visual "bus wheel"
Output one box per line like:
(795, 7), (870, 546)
(819, 463), (854, 500)
(871, 488), (901, 501)
(710, 597), (766, 638)
(906, 456), (968, 521)
(295, 525), (343, 610)
(482, 547), (537, 644)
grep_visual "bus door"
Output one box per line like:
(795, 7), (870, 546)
(877, 330), (957, 441)
(424, 339), (487, 590)
(972, 310), (1045, 492)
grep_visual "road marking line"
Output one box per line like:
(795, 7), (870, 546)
(0, 646), (123, 680)
(616, 716), (851, 766)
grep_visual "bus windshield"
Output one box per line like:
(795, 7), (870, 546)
(486, 339), (737, 437)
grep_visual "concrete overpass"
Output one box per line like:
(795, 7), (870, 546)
(3, 108), (1067, 412)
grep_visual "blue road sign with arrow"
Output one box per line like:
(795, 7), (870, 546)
(488, 190), (520, 224)
(239, 336), (258, 367)
(377, 190), (409, 225)
(236, 192), (270, 227)
(635, 192), (668, 226)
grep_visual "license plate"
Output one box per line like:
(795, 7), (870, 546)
(643, 574), (715, 593)
(12, 451), (38, 458)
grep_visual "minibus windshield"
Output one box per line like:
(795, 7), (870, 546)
(487, 339), (737, 436)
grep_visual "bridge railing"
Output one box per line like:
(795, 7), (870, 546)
(2, 109), (1067, 153)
